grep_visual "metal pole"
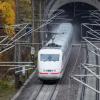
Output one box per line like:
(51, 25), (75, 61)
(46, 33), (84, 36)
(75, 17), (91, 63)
(31, 0), (35, 45)
(14, 41), (21, 89)
(15, 0), (19, 23)
(14, 43), (19, 89)
(95, 50), (99, 100)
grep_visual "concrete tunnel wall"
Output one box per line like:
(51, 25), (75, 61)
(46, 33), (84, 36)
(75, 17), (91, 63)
(46, 0), (100, 17)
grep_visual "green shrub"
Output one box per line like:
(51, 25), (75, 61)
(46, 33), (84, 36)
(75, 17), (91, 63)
(0, 80), (13, 90)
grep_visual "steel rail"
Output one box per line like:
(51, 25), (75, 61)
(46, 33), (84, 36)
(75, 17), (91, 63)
(95, 50), (99, 100)
(30, 40), (74, 100)
(28, 84), (44, 100)
(71, 45), (82, 74)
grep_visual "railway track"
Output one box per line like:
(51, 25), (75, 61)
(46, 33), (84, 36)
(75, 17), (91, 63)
(54, 44), (86, 100)
(12, 45), (83, 100)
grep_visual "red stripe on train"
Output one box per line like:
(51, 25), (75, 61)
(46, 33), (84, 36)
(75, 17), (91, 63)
(39, 72), (61, 74)
(39, 72), (48, 74)
(51, 72), (61, 74)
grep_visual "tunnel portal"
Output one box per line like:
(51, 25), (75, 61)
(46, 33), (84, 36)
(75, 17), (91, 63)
(46, 2), (98, 42)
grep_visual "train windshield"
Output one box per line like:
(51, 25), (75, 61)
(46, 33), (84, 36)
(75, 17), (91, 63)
(40, 54), (59, 61)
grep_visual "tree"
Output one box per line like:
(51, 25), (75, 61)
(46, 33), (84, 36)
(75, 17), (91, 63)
(0, 0), (16, 38)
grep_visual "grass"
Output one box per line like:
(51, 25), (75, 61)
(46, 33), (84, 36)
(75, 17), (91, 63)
(0, 80), (16, 100)
(0, 52), (37, 100)
(0, 70), (35, 100)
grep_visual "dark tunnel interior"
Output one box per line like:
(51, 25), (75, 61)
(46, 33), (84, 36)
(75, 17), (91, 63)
(61, 2), (98, 42)
(60, 2), (97, 23)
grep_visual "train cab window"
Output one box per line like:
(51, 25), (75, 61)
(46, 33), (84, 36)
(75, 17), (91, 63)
(40, 54), (59, 62)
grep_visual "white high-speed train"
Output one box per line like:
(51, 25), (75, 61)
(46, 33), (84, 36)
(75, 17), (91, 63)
(38, 23), (73, 80)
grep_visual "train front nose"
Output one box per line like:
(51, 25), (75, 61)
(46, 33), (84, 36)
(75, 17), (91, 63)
(38, 52), (62, 80)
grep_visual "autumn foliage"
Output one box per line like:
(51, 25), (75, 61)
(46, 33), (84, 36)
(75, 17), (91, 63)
(0, 0), (16, 38)
(0, 0), (16, 75)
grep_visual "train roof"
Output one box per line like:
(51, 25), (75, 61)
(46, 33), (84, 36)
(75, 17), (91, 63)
(39, 23), (73, 54)
(42, 46), (61, 49)
(39, 48), (62, 54)
(46, 23), (73, 49)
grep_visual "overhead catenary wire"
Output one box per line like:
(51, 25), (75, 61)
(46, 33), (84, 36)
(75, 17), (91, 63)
(82, 23), (100, 36)
(9, 10), (64, 44)
(86, 31), (100, 39)
(0, 62), (33, 64)
(83, 37), (100, 56)
(84, 37), (100, 41)
(5, 23), (30, 28)
(0, 36), (7, 38)
(82, 37), (100, 51)
(0, 10), (64, 54)
(0, 45), (15, 54)
(0, 36), (8, 44)
(0, 65), (33, 67)
(0, 23), (30, 52)
(7, 23), (29, 44)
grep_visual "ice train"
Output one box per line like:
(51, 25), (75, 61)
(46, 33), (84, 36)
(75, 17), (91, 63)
(38, 23), (73, 80)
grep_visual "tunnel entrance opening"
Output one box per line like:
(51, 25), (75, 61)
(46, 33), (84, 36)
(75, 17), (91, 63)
(56, 2), (98, 42)
(46, 2), (99, 43)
